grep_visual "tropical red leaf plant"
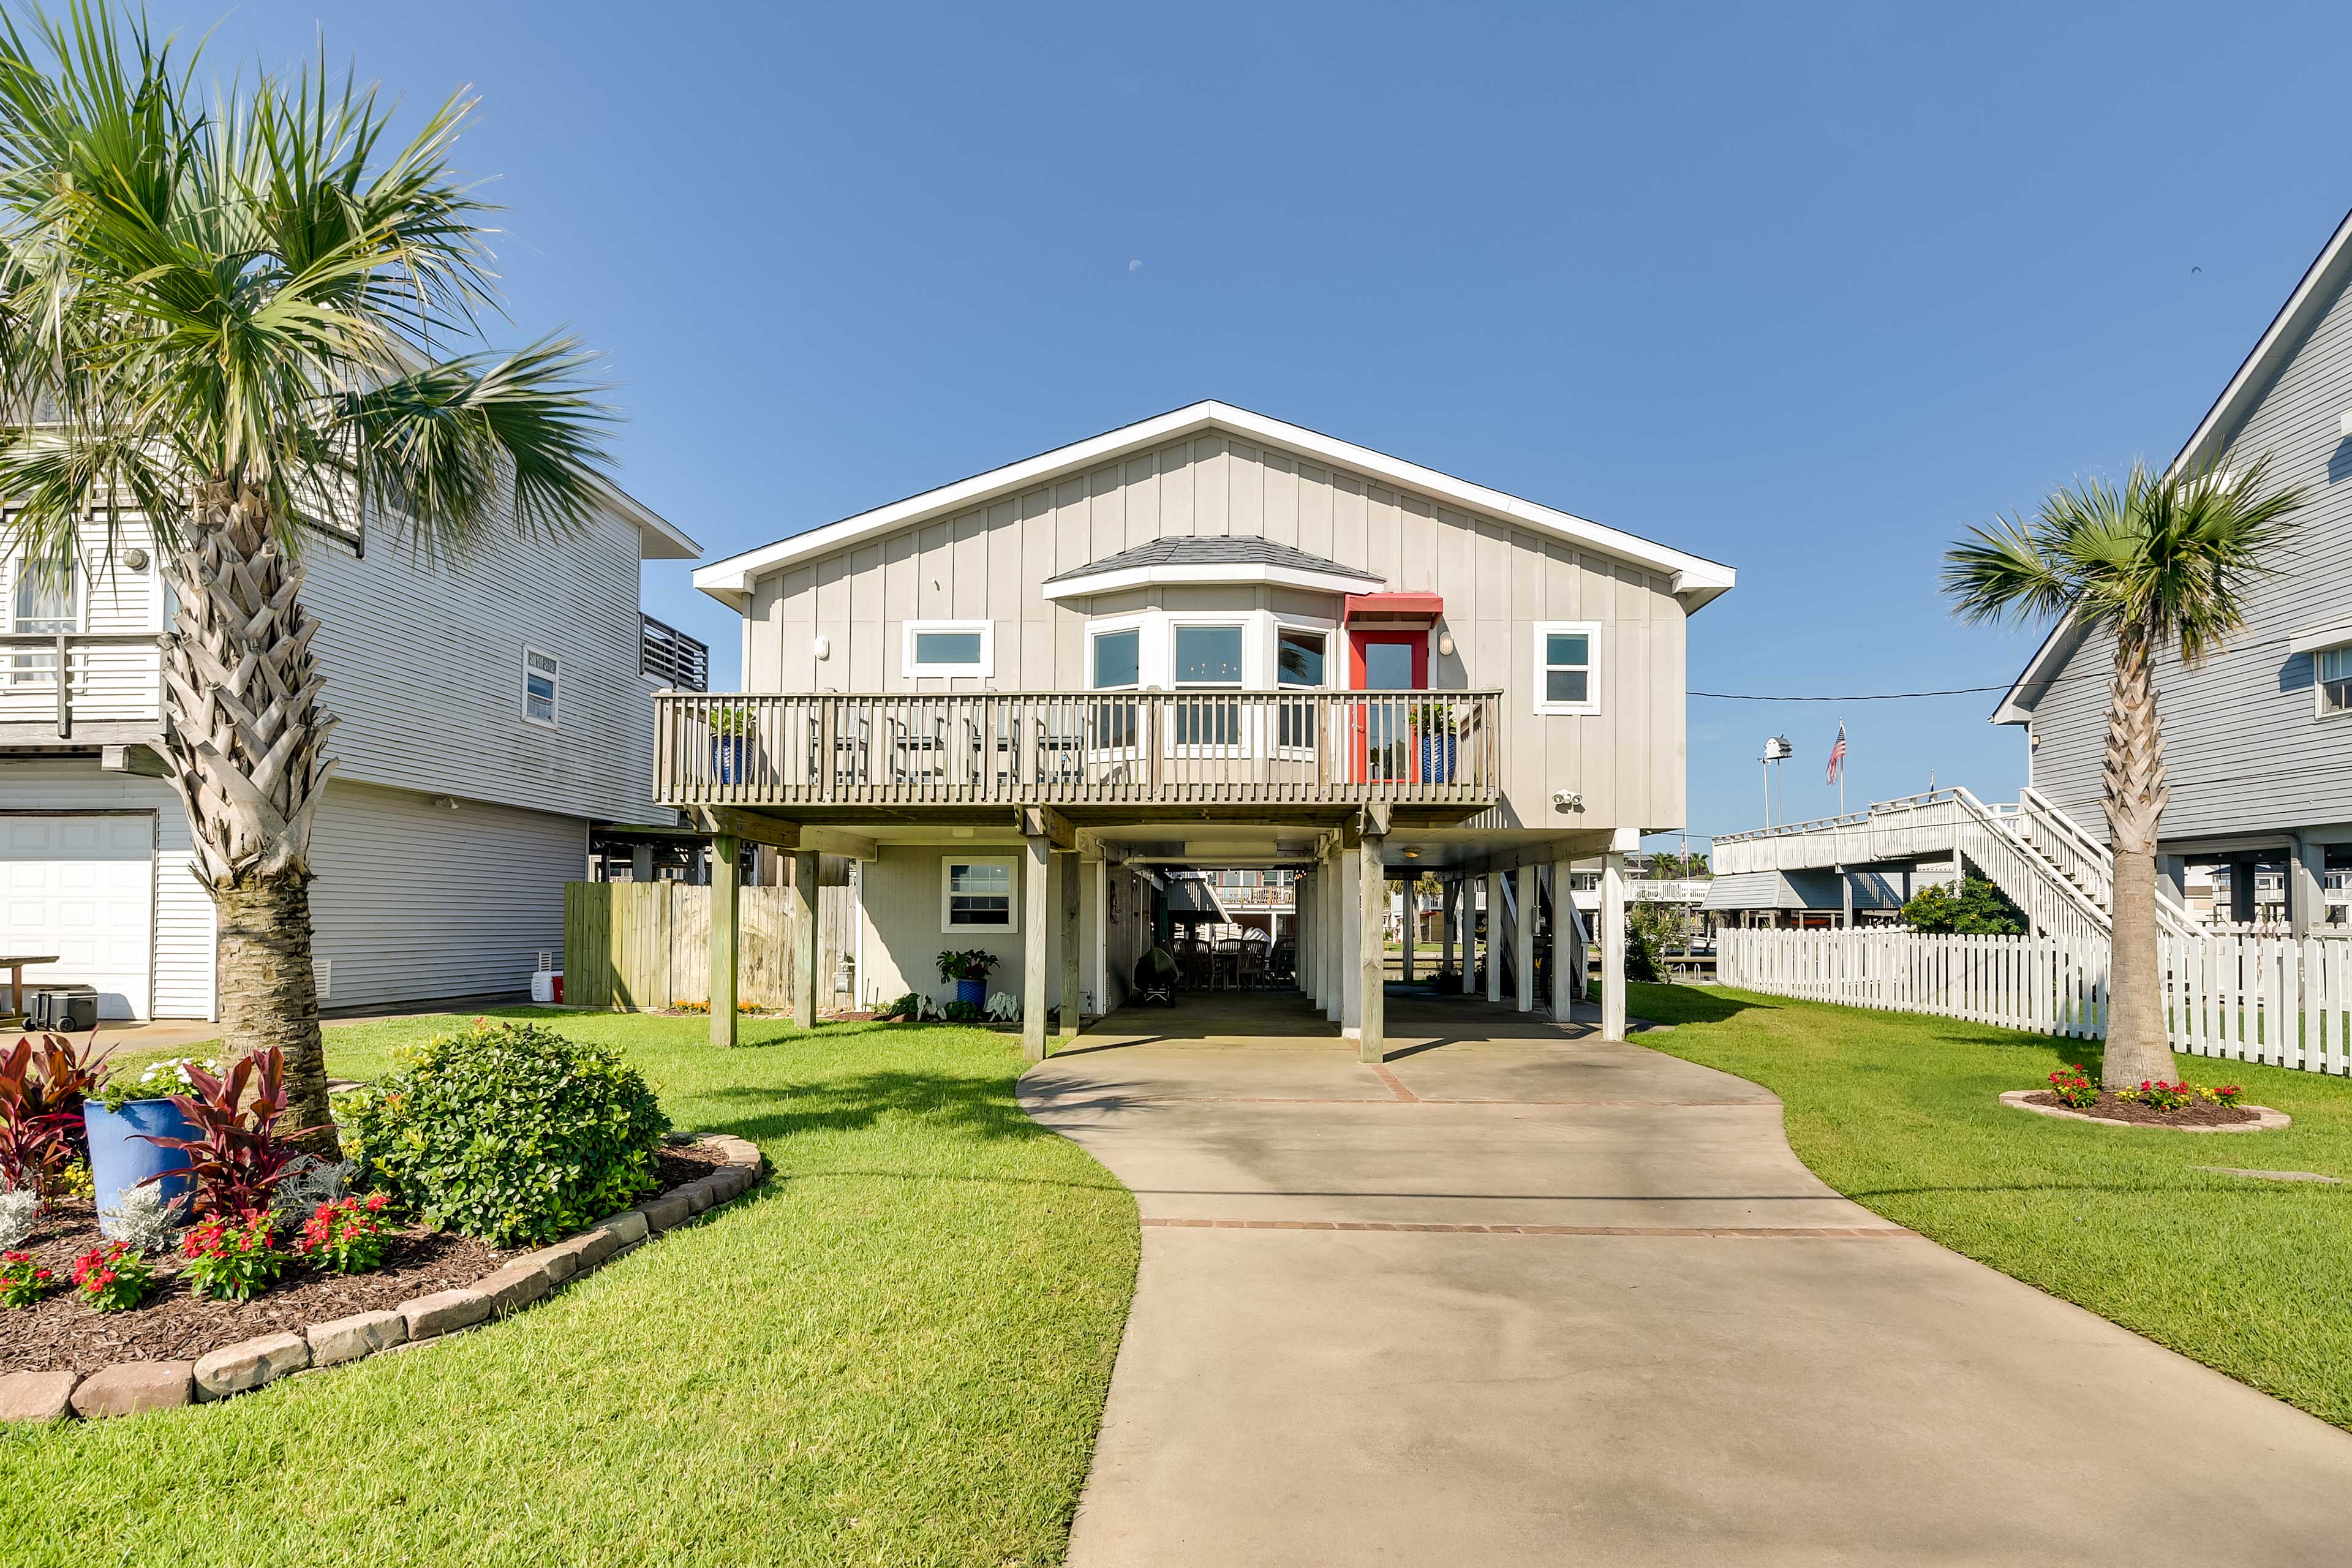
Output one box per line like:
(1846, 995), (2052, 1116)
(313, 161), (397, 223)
(0, 1036), (77, 1196)
(21, 1033), (110, 1161)
(137, 1047), (331, 1218)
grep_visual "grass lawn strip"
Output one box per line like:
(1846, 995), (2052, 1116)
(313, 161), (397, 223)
(1629, 982), (2352, 1431)
(0, 1011), (1140, 1568)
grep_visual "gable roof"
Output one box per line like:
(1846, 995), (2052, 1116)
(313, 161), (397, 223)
(1041, 534), (1382, 599)
(691, 401), (1736, 612)
(1992, 205), (2352, 724)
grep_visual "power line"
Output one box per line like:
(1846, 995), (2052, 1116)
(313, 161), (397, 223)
(1690, 683), (2010, 701)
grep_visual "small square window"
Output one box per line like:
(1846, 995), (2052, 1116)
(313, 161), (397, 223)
(942, 856), (1016, 933)
(1092, 628), (1139, 690)
(1532, 622), (1599, 715)
(523, 646), (560, 727)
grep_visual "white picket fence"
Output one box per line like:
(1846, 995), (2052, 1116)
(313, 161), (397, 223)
(1716, 927), (2352, 1075)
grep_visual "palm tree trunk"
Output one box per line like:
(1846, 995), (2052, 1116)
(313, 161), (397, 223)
(157, 483), (341, 1156)
(2101, 624), (2176, 1088)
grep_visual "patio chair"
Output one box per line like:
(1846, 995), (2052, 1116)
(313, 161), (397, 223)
(890, 714), (948, 786)
(968, 715), (1021, 791)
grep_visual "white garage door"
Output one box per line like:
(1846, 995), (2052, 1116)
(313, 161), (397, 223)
(0, 814), (154, 1020)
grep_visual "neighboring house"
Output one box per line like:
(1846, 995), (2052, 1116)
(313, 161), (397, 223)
(1996, 206), (2352, 932)
(1, 494), (702, 1019)
(671, 401), (1734, 1057)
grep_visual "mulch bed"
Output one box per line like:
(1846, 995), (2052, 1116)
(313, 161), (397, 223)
(2022, 1090), (2261, 1129)
(1, 1144), (727, 1376)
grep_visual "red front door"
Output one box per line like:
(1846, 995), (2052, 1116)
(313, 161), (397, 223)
(1349, 630), (1428, 782)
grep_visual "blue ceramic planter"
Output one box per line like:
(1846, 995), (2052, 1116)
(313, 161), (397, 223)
(954, 978), (987, 1008)
(1419, 733), (1457, 783)
(712, 734), (750, 784)
(83, 1098), (197, 1216)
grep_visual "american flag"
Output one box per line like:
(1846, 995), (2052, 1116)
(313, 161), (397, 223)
(1825, 722), (1847, 785)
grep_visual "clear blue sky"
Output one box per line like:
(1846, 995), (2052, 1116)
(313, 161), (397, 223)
(137, 1), (2352, 850)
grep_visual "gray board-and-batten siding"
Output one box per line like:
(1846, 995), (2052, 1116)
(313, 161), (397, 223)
(744, 430), (1689, 834)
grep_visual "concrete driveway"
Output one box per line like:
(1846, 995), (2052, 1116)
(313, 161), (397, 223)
(1021, 990), (2352, 1567)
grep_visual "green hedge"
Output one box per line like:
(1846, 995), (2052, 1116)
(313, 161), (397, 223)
(344, 1020), (670, 1245)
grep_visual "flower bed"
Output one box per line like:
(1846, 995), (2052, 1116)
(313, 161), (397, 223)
(0, 1144), (726, 1376)
(2001, 1089), (2290, 1132)
(0, 1134), (764, 1421)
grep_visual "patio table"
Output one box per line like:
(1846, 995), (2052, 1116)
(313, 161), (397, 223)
(0, 954), (57, 1020)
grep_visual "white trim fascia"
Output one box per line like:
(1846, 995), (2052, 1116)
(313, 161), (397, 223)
(2288, 622), (2352, 657)
(1041, 560), (1381, 601)
(2169, 204), (2352, 480)
(1989, 609), (2088, 726)
(588, 478), (701, 564)
(694, 401), (1736, 608)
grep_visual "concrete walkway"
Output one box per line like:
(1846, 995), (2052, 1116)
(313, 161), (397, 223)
(1022, 989), (2352, 1567)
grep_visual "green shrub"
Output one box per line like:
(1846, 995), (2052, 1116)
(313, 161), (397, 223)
(1900, 875), (2027, 934)
(343, 1021), (670, 1246)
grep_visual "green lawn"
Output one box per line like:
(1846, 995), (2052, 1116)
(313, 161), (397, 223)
(1630, 982), (2352, 1430)
(0, 1011), (1140, 1567)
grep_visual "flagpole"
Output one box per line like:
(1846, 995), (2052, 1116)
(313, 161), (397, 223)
(1838, 716), (1846, 818)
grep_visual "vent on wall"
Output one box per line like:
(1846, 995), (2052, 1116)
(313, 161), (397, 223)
(537, 951), (555, 973)
(315, 959), (333, 1000)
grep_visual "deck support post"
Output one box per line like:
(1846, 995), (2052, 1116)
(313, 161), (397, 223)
(1338, 848), (1362, 1033)
(1485, 870), (1504, 1003)
(1462, 877), (1478, 995)
(710, 834), (740, 1048)
(1298, 870), (1315, 1003)
(1399, 876), (1414, 985)
(1023, 834), (1051, 1061)
(1439, 878), (1453, 985)
(1324, 853), (1346, 1025)
(791, 849), (819, 1030)
(1515, 865), (1536, 1012)
(1358, 834), (1387, 1063)
(1059, 848), (1082, 1038)
(1553, 854), (1579, 1022)
(1600, 850), (1628, 1042)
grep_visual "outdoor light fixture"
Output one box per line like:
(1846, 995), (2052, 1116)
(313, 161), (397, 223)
(813, 635), (832, 660)
(1436, 632), (1455, 657)
(2339, 410), (2352, 439)
(1401, 847), (1421, 858)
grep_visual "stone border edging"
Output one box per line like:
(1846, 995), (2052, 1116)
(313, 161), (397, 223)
(0, 1134), (767, 1425)
(1999, 1090), (2291, 1133)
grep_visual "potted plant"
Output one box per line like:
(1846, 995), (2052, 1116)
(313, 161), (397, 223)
(1412, 701), (1458, 783)
(937, 949), (1001, 1009)
(707, 705), (754, 784)
(83, 1057), (213, 1217)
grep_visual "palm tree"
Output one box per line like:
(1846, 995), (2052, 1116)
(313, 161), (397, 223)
(0, 5), (614, 1153)
(1944, 460), (2302, 1087)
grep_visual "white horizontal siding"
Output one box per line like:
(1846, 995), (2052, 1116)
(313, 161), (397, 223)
(307, 778), (587, 1010)
(0, 758), (213, 1018)
(300, 510), (668, 826)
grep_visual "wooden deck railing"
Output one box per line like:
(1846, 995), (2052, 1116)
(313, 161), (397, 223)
(655, 690), (1502, 810)
(0, 632), (165, 739)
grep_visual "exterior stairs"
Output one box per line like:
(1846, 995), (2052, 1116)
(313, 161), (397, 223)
(1710, 786), (2197, 945)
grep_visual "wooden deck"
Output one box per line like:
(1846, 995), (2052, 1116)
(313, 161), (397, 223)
(655, 690), (1502, 812)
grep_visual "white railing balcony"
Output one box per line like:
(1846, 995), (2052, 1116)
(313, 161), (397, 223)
(0, 632), (165, 741)
(655, 690), (1503, 812)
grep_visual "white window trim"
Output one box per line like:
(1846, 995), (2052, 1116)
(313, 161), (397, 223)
(1087, 614), (1147, 691)
(2314, 640), (2352, 722)
(903, 619), (995, 679)
(1532, 620), (1600, 716)
(522, 644), (561, 729)
(1273, 620), (1334, 692)
(940, 853), (1018, 934)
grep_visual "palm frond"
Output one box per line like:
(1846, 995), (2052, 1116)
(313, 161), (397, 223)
(1940, 514), (2077, 625)
(331, 334), (614, 561)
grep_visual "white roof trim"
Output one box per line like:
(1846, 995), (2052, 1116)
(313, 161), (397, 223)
(1040, 559), (1382, 602)
(2289, 621), (2352, 656)
(1995, 204), (2352, 721)
(2171, 204), (2352, 479)
(592, 477), (700, 562)
(693, 401), (1735, 611)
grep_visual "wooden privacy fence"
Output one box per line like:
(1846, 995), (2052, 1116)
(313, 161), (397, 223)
(564, 877), (857, 1012)
(1716, 927), (2352, 1075)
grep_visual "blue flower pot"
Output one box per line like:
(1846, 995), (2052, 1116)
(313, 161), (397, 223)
(83, 1098), (197, 1217)
(712, 734), (749, 784)
(954, 978), (987, 1008)
(1419, 733), (1457, 783)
